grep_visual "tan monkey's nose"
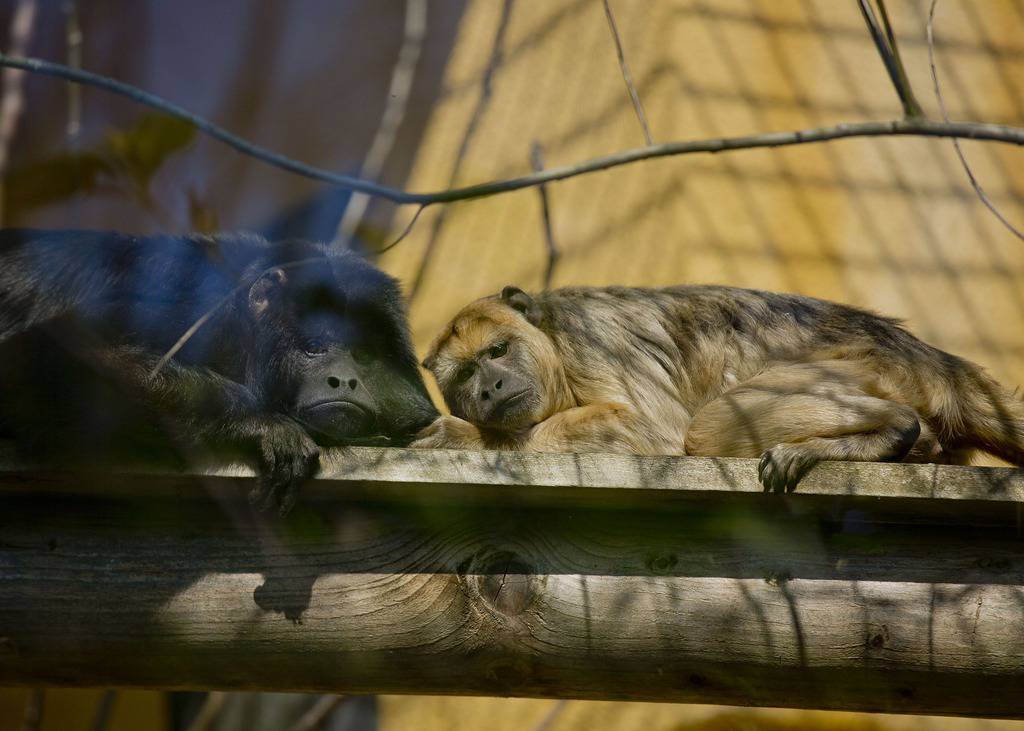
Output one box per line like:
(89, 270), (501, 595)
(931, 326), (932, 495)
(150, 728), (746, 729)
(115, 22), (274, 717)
(482, 380), (503, 401)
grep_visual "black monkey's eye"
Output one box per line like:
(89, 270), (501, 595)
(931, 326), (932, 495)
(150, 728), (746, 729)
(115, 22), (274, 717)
(303, 338), (329, 356)
(489, 341), (509, 359)
(352, 345), (374, 365)
(455, 363), (476, 383)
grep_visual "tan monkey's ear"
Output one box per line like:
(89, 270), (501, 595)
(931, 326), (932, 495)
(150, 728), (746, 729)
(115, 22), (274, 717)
(247, 267), (287, 319)
(500, 285), (542, 326)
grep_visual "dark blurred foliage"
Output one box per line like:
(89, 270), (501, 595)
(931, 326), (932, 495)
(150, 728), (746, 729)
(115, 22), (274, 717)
(6, 113), (195, 224)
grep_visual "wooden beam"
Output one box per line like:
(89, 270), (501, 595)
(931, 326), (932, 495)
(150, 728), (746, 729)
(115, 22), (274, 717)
(1, 448), (1023, 717)
(3, 446), (1022, 502)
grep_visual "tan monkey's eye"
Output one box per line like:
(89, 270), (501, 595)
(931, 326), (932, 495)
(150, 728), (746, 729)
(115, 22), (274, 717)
(489, 341), (508, 359)
(456, 363), (476, 383)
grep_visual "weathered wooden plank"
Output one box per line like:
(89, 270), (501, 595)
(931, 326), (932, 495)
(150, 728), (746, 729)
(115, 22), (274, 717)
(1, 449), (1023, 717)
(1, 447), (1022, 503)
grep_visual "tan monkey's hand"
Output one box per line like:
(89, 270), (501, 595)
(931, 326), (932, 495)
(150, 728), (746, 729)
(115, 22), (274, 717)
(527, 403), (681, 455)
(409, 414), (485, 450)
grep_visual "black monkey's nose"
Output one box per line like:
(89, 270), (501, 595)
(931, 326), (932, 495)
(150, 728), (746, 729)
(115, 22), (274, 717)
(481, 390), (490, 401)
(326, 376), (359, 390)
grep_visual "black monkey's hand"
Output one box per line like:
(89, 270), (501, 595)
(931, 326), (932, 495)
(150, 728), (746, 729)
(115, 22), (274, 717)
(409, 415), (484, 449)
(248, 416), (321, 515)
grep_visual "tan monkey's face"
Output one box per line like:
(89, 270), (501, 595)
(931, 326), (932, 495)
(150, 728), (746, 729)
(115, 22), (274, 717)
(423, 296), (563, 432)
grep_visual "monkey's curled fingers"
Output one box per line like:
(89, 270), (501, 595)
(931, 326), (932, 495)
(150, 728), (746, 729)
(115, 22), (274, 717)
(757, 444), (820, 494)
(249, 417), (321, 515)
(409, 414), (485, 450)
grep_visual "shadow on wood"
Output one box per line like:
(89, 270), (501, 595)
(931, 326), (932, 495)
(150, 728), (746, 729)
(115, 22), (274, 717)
(1, 448), (1023, 717)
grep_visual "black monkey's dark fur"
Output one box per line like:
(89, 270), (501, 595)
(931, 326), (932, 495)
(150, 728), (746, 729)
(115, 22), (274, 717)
(0, 229), (437, 511)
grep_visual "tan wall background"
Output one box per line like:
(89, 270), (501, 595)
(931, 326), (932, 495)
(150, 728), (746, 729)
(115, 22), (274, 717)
(383, 0), (1024, 405)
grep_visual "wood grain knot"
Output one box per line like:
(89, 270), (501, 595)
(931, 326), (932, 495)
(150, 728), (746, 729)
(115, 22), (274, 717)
(464, 549), (542, 618)
(867, 623), (890, 649)
(645, 552), (678, 575)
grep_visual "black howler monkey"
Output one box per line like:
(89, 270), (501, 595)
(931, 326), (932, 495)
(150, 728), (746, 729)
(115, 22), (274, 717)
(0, 229), (437, 512)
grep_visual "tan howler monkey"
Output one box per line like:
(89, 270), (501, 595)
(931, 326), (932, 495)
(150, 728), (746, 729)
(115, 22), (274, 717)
(411, 285), (1024, 492)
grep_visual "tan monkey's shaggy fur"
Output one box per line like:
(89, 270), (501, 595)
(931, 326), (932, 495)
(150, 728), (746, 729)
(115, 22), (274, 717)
(413, 285), (1024, 492)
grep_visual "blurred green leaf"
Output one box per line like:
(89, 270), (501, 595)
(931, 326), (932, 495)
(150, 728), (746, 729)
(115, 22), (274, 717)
(4, 113), (196, 214)
(104, 113), (196, 186)
(5, 150), (112, 212)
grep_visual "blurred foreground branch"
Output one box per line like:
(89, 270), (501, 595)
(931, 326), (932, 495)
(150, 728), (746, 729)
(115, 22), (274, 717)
(0, 0), (38, 223)
(331, 0), (426, 249)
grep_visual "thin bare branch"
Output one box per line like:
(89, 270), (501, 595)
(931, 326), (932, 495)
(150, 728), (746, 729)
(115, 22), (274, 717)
(376, 203), (425, 254)
(601, 0), (653, 145)
(331, 0), (427, 249)
(184, 691), (225, 731)
(59, 1), (82, 227)
(532, 699), (569, 731)
(4, 54), (1024, 208)
(20, 689), (44, 731)
(857, 0), (924, 118)
(530, 142), (560, 289)
(874, 0), (921, 117)
(0, 0), (39, 224)
(148, 256), (327, 377)
(62, 1), (81, 139)
(149, 291), (233, 376)
(89, 690), (116, 731)
(287, 695), (347, 731)
(927, 0), (1024, 242)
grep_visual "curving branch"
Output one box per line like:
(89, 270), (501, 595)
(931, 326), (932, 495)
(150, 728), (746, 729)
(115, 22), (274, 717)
(375, 203), (425, 253)
(3, 53), (1024, 209)
(0, 54), (404, 201)
(926, 0), (1024, 242)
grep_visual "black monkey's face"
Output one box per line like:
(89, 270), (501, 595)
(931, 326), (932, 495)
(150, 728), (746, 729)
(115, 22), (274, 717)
(423, 295), (565, 432)
(244, 257), (437, 446)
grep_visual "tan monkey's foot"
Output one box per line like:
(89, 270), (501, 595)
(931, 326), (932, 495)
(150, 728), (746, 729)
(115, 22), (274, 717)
(409, 414), (485, 450)
(757, 444), (820, 494)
